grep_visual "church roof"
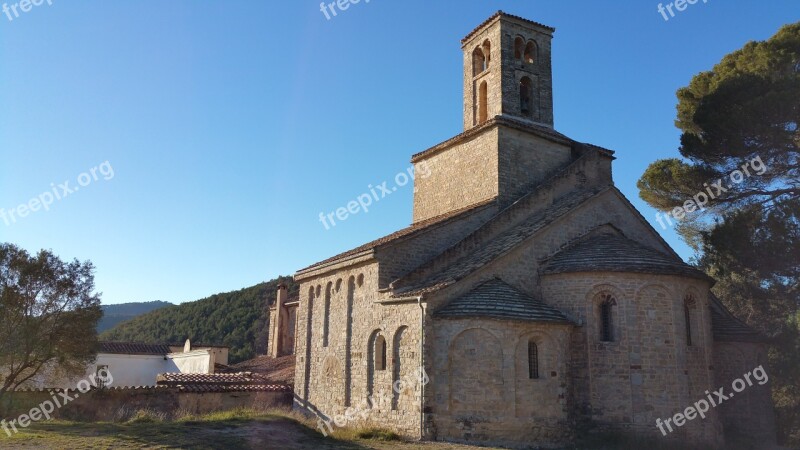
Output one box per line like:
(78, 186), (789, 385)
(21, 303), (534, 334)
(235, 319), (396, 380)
(391, 188), (602, 297)
(540, 234), (711, 281)
(296, 199), (495, 274)
(434, 278), (572, 324)
(709, 294), (768, 343)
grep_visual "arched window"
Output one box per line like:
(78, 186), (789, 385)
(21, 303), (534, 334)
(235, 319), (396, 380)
(514, 36), (525, 62)
(685, 295), (696, 346)
(478, 81), (488, 124)
(524, 40), (537, 64)
(599, 294), (616, 342)
(519, 77), (532, 116)
(375, 335), (387, 371)
(528, 341), (539, 379)
(482, 40), (491, 67)
(472, 46), (486, 76)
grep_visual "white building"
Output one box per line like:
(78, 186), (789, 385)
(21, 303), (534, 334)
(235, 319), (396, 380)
(25, 340), (229, 389)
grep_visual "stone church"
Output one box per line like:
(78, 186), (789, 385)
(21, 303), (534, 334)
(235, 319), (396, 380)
(269, 11), (776, 448)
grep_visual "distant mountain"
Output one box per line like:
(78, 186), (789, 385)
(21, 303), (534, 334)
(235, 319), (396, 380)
(99, 277), (299, 364)
(98, 301), (173, 333)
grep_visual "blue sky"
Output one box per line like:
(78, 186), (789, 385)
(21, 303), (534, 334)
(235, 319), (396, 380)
(0, 1), (797, 305)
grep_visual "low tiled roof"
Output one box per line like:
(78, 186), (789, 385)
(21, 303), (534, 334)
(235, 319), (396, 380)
(228, 355), (296, 384)
(434, 278), (572, 324)
(297, 199), (495, 274)
(175, 384), (292, 393)
(156, 372), (293, 393)
(462, 11), (555, 44)
(391, 189), (601, 297)
(540, 235), (711, 281)
(13, 386), (171, 393)
(709, 294), (768, 343)
(99, 342), (172, 355)
(157, 372), (268, 385)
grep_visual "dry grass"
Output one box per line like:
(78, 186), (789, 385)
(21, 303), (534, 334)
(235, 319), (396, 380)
(1, 408), (761, 449)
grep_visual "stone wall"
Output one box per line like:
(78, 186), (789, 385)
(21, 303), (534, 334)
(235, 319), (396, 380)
(713, 342), (776, 446)
(1, 387), (292, 422)
(411, 128), (499, 223)
(428, 318), (572, 447)
(462, 22), (502, 129)
(294, 263), (424, 438)
(269, 301), (298, 357)
(496, 126), (572, 206)
(414, 187), (723, 447)
(541, 272), (722, 446)
(498, 18), (554, 126)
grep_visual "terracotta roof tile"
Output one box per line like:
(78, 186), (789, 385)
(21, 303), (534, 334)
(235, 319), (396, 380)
(155, 371), (293, 392)
(228, 355), (296, 384)
(175, 384), (292, 393)
(157, 372), (269, 385)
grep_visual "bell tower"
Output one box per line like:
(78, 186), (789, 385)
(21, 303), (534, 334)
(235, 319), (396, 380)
(462, 11), (555, 130)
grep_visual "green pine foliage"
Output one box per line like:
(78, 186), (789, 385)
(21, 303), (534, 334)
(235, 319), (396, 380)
(100, 276), (299, 363)
(637, 22), (800, 446)
(98, 301), (174, 333)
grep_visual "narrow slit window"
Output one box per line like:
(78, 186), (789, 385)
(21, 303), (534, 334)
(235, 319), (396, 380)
(684, 296), (696, 347)
(375, 335), (387, 371)
(528, 341), (539, 379)
(600, 296), (615, 342)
